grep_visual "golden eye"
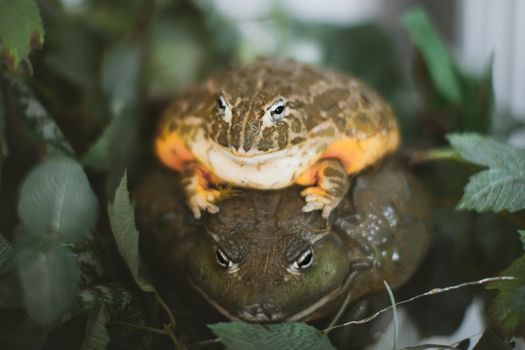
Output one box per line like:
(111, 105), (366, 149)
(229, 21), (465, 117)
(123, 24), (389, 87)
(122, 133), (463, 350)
(216, 96), (229, 116)
(269, 100), (286, 122)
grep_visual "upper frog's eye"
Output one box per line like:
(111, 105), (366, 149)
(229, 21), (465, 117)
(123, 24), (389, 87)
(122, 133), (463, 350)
(291, 248), (314, 271)
(216, 247), (234, 269)
(216, 96), (229, 116)
(268, 100), (286, 122)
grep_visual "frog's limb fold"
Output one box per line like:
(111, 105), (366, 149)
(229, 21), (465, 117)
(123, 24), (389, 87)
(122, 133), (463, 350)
(297, 159), (349, 219)
(182, 162), (221, 219)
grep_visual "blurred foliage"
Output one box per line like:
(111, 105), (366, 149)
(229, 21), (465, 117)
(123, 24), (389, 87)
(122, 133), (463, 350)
(487, 254), (525, 340)
(0, 0), (44, 68)
(0, 0), (524, 349)
(404, 7), (494, 136)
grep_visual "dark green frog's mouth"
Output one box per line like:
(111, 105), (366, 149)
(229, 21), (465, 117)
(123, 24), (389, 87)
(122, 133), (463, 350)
(186, 269), (358, 323)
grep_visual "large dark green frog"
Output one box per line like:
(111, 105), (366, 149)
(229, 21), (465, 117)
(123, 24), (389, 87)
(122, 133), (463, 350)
(135, 159), (430, 323)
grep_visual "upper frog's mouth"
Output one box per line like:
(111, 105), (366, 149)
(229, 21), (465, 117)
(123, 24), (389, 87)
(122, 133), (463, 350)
(213, 141), (288, 160)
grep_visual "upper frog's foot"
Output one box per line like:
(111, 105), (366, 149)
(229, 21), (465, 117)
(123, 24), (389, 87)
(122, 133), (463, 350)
(301, 186), (344, 218)
(187, 189), (221, 219)
(299, 159), (350, 219)
(182, 162), (222, 219)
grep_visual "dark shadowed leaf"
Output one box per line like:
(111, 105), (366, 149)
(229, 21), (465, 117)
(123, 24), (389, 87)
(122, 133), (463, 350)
(0, 93), (6, 186)
(108, 172), (154, 292)
(0, 232), (11, 266)
(80, 304), (110, 350)
(447, 133), (525, 213)
(519, 230), (525, 252)
(0, 0), (44, 67)
(18, 158), (99, 241)
(6, 76), (74, 155)
(17, 243), (80, 325)
(403, 7), (460, 104)
(209, 322), (335, 350)
(487, 254), (525, 339)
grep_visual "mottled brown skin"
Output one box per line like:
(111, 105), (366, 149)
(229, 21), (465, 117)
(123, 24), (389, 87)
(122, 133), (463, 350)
(135, 159), (430, 323)
(155, 60), (400, 218)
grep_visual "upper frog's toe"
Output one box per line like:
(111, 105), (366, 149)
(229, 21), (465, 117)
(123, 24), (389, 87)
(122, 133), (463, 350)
(300, 186), (342, 218)
(188, 193), (220, 219)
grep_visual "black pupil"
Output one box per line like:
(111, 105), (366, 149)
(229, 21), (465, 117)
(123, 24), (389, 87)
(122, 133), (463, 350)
(216, 249), (230, 266)
(298, 251), (312, 268)
(273, 105), (284, 114)
(217, 98), (226, 110)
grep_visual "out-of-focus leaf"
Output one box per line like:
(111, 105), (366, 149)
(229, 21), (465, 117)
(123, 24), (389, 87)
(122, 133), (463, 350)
(148, 20), (205, 97)
(321, 24), (404, 103)
(18, 158), (99, 241)
(519, 230), (525, 252)
(0, 0), (44, 68)
(6, 76), (74, 155)
(80, 304), (110, 350)
(102, 43), (140, 111)
(457, 59), (494, 133)
(84, 41), (142, 201)
(403, 7), (460, 104)
(108, 172), (154, 292)
(0, 272), (22, 307)
(83, 43), (141, 173)
(487, 254), (525, 339)
(17, 243), (80, 325)
(209, 322), (336, 350)
(447, 133), (525, 213)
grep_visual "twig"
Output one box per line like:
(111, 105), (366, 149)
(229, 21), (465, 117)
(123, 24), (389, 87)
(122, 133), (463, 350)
(323, 276), (514, 332)
(409, 147), (463, 165)
(110, 320), (167, 335)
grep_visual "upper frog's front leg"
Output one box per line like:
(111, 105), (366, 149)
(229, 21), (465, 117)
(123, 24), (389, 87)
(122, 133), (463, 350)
(181, 161), (222, 219)
(296, 159), (350, 219)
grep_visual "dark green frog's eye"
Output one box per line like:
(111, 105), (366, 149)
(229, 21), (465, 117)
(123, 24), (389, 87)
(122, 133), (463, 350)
(291, 248), (314, 271)
(216, 247), (233, 268)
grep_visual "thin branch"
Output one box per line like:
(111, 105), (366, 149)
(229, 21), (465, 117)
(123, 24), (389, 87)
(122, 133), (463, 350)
(109, 320), (166, 335)
(409, 147), (463, 165)
(323, 276), (514, 332)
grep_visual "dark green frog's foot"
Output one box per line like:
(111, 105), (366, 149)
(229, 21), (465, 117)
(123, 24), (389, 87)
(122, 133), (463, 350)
(301, 159), (350, 218)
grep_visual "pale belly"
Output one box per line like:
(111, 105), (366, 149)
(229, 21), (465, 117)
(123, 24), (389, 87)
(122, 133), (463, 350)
(190, 132), (332, 189)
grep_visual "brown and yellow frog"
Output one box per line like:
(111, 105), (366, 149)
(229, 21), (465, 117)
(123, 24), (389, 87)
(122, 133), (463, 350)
(136, 160), (430, 323)
(155, 60), (400, 218)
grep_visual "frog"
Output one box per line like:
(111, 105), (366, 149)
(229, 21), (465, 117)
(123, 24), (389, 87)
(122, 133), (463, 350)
(155, 59), (400, 219)
(135, 159), (430, 323)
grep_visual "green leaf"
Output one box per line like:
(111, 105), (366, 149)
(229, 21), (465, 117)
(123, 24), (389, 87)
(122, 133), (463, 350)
(209, 322), (336, 350)
(487, 254), (525, 338)
(80, 304), (110, 350)
(403, 7), (461, 103)
(108, 172), (154, 292)
(18, 158), (99, 241)
(447, 133), (525, 213)
(519, 230), (525, 252)
(17, 243), (80, 325)
(0, 0), (44, 67)
(457, 58), (494, 133)
(6, 76), (74, 155)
